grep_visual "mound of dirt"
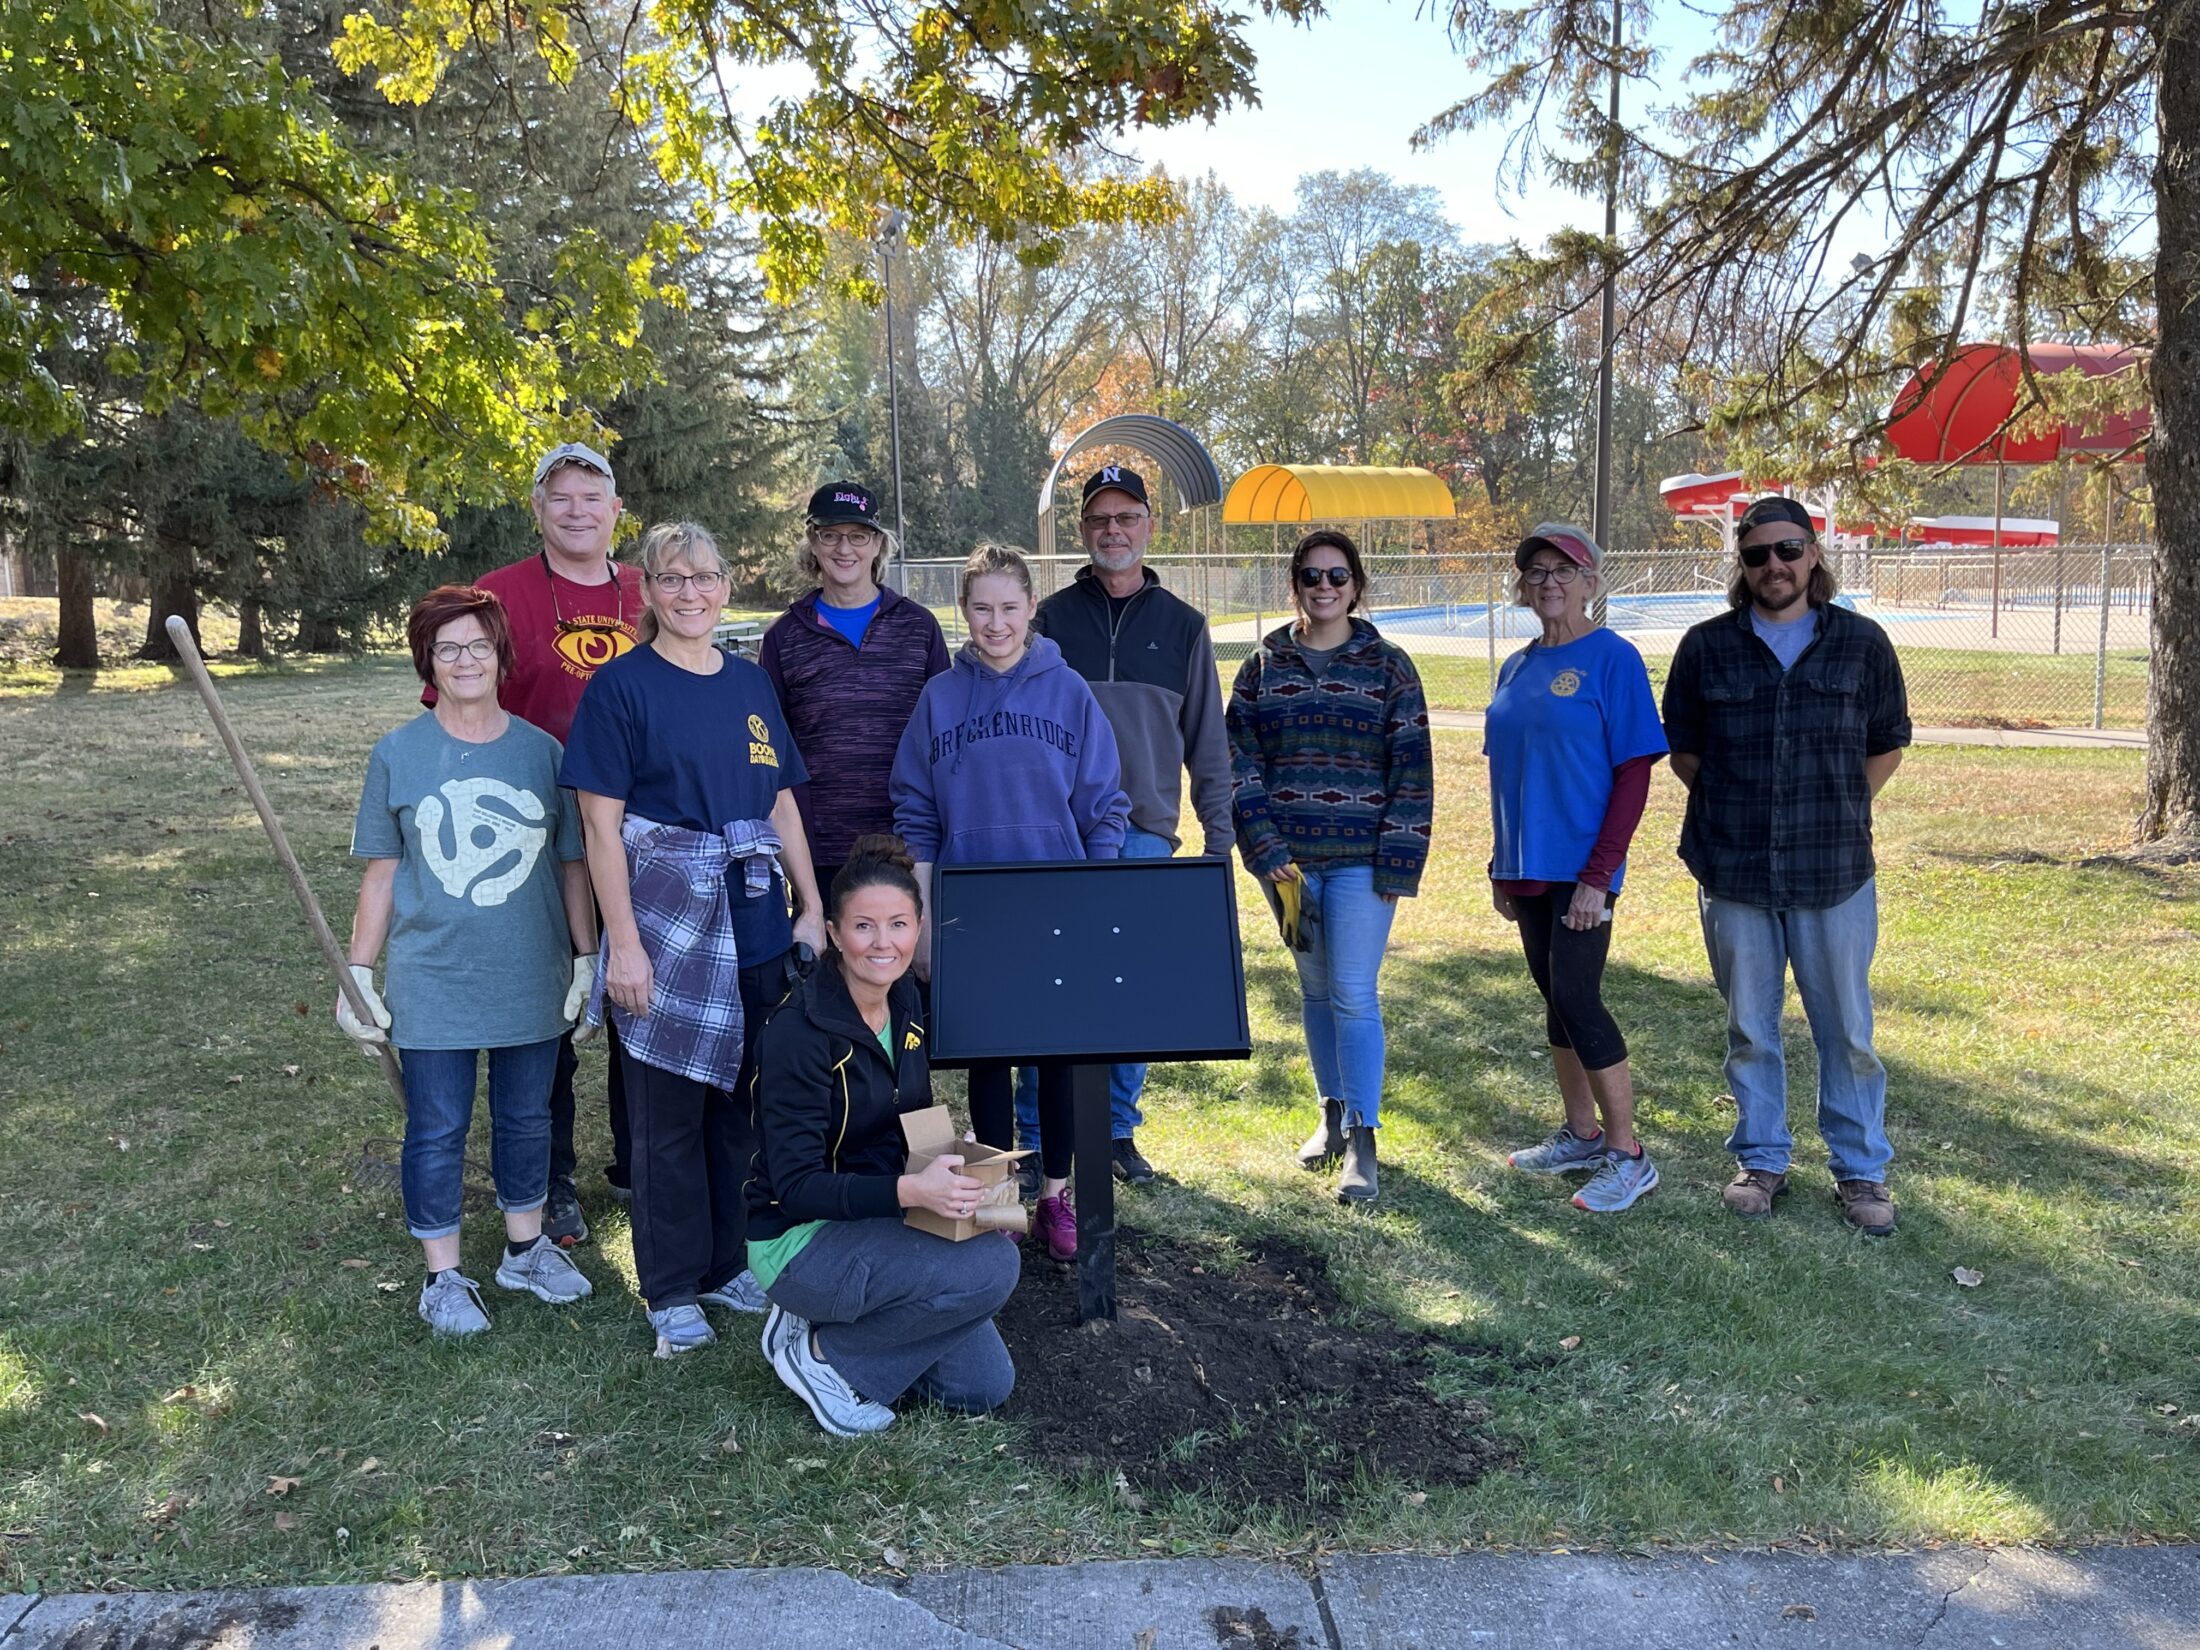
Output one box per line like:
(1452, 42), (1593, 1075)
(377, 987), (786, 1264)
(996, 1232), (1515, 1510)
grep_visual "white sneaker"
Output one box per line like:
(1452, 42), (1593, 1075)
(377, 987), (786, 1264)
(699, 1268), (769, 1314)
(495, 1235), (594, 1304)
(419, 1271), (490, 1336)
(770, 1321), (895, 1437)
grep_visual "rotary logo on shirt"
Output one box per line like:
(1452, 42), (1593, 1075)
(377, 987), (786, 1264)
(1549, 669), (1583, 698)
(748, 713), (780, 768)
(414, 778), (548, 906)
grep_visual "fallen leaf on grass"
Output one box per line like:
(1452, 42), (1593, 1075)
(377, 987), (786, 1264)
(339, 1259), (372, 1270)
(1782, 1604), (1818, 1621)
(274, 1511), (299, 1533)
(2157, 1404), (2181, 1416)
(1402, 1490), (1428, 1507)
(375, 1281), (402, 1294)
(1558, 1335), (1582, 1351)
(356, 1457), (381, 1475)
(718, 1434), (741, 1455)
(1112, 1469), (1147, 1513)
(1951, 1267), (1984, 1289)
(77, 1412), (108, 1434)
(266, 1476), (302, 1497)
(225, 1074), (243, 1085)
(281, 1064), (300, 1077)
(1772, 1475), (1787, 1493)
(162, 1386), (198, 1405)
(881, 1545), (907, 1569)
(148, 1491), (189, 1523)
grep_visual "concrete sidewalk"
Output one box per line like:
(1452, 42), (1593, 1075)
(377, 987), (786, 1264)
(1427, 709), (2146, 749)
(7, 1546), (2196, 1650)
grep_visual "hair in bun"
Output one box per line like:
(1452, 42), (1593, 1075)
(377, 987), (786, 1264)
(830, 834), (923, 925)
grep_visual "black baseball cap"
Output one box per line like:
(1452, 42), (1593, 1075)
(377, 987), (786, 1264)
(1080, 466), (1150, 510)
(1735, 496), (1817, 538)
(806, 481), (882, 530)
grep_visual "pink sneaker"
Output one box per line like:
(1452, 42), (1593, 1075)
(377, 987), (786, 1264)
(1033, 1193), (1077, 1262)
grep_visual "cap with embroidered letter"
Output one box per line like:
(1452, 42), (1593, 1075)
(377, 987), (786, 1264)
(1079, 466), (1150, 510)
(532, 442), (616, 490)
(805, 480), (883, 530)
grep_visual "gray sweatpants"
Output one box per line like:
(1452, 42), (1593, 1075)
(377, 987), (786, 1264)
(767, 1217), (1020, 1411)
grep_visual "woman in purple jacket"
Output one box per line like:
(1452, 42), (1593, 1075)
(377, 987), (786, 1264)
(890, 543), (1129, 1262)
(759, 481), (951, 908)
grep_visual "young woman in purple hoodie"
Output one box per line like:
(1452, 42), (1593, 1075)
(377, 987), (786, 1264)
(889, 544), (1130, 1261)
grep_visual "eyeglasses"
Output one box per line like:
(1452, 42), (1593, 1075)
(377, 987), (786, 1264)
(812, 529), (878, 549)
(1081, 511), (1149, 531)
(1522, 563), (1584, 586)
(431, 639), (497, 663)
(650, 570), (728, 595)
(1296, 566), (1354, 589)
(1739, 538), (1812, 568)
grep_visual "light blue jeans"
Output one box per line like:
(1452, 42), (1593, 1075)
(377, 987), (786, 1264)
(1279, 863), (1397, 1130)
(1698, 878), (1892, 1183)
(1016, 825), (1173, 1151)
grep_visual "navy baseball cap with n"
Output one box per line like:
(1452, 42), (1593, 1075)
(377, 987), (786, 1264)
(1735, 495), (1817, 538)
(1080, 465), (1150, 509)
(1514, 522), (1602, 571)
(806, 480), (883, 530)
(533, 442), (615, 490)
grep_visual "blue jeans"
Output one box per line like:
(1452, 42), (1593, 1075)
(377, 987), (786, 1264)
(1015, 825), (1173, 1151)
(397, 1039), (561, 1240)
(1699, 878), (1892, 1182)
(1276, 863), (1397, 1129)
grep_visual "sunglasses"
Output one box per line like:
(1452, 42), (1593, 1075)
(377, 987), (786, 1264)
(1296, 566), (1355, 589)
(1739, 538), (1812, 569)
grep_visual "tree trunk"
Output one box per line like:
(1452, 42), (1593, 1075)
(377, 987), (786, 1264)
(2141, 4), (2200, 843)
(55, 549), (99, 670)
(235, 599), (265, 659)
(136, 531), (200, 662)
(296, 615), (345, 653)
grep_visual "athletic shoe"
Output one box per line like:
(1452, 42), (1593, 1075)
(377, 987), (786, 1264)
(1722, 1167), (1789, 1218)
(1572, 1146), (1660, 1213)
(1111, 1135), (1156, 1184)
(419, 1271), (490, 1337)
(648, 1303), (716, 1358)
(544, 1178), (589, 1248)
(760, 1301), (805, 1366)
(699, 1269), (769, 1314)
(1034, 1192), (1078, 1262)
(494, 1235), (594, 1304)
(1016, 1159), (1042, 1202)
(770, 1321), (896, 1438)
(1508, 1124), (1607, 1175)
(1835, 1178), (1897, 1237)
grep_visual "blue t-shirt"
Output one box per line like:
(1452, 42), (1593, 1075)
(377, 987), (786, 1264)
(560, 644), (808, 965)
(1483, 628), (1668, 893)
(1751, 605), (1819, 672)
(816, 593), (882, 649)
(351, 714), (583, 1051)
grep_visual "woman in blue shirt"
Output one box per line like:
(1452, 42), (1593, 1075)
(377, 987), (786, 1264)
(1482, 524), (1667, 1215)
(562, 522), (827, 1357)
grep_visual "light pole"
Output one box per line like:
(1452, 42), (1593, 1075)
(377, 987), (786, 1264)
(1591, 0), (1622, 556)
(876, 208), (910, 593)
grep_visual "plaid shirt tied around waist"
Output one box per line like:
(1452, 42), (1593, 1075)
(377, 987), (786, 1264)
(1661, 603), (1911, 910)
(586, 814), (782, 1087)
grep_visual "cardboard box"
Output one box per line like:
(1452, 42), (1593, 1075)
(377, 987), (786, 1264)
(900, 1104), (1031, 1240)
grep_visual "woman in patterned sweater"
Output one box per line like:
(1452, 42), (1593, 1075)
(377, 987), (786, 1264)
(1225, 529), (1434, 1205)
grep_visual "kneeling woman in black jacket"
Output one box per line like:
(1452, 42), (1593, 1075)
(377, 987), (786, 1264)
(746, 835), (1020, 1437)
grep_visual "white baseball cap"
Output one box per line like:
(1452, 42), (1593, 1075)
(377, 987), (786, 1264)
(532, 442), (616, 490)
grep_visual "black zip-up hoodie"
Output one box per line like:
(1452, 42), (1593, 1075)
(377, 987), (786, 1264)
(746, 963), (932, 1241)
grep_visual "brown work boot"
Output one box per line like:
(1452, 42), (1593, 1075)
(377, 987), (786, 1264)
(1722, 1167), (1789, 1219)
(1835, 1178), (1896, 1237)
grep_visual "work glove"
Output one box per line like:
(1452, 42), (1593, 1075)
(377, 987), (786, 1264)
(565, 954), (598, 1042)
(334, 964), (392, 1050)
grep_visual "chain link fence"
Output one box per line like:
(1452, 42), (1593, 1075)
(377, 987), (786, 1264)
(897, 537), (2155, 731)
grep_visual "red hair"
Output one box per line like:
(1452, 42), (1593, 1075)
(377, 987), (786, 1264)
(407, 585), (515, 685)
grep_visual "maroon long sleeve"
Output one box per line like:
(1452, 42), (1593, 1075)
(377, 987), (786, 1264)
(1574, 754), (1658, 890)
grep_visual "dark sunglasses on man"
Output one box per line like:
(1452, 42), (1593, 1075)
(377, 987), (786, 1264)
(1739, 538), (1812, 569)
(1296, 566), (1354, 589)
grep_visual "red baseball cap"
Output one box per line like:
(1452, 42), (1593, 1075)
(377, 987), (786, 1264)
(1514, 522), (1602, 571)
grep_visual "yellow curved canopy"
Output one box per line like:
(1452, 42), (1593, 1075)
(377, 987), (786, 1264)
(1221, 464), (1457, 524)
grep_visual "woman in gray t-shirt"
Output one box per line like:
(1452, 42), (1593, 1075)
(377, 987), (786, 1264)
(339, 586), (599, 1337)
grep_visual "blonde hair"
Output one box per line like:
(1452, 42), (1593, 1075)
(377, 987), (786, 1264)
(636, 521), (728, 643)
(797, 523), (897, 588)
(959, 542), (1034, 605)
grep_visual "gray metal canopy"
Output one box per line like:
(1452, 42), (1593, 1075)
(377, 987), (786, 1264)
(1036, 415), (1224, 549)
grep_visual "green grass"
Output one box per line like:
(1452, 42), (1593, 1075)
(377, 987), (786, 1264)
(2, 657), (2195, 1593)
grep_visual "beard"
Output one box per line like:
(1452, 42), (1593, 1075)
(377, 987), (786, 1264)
(1753, 575), (1808, 614)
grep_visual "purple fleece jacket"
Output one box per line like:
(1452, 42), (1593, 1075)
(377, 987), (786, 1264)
(889, 635), (1129, 864)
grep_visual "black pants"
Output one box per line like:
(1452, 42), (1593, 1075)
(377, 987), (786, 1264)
(1511, 885), (1628, 1071)
(549, 1016), (630, 1190)
(969, 1061), (1072, 1180)
(621, 956), (781, 1310)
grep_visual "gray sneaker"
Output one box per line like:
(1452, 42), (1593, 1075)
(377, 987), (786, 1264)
(495, 1236), (594, 1304)
(419, 1271), (490, 1337)
(1572, 1146), (1661, 1213)
(544, 1179), (589, 1248)
(761, 1301), (804, 1366)
(1508, 1124), (1607, 1175)
(770, 1320), (896, 1437)
(699, 1269), (769, 1315)
(649, 1303), (717, 1358)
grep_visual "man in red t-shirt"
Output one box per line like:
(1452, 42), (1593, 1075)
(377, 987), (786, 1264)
(434, 443), (645, 1245)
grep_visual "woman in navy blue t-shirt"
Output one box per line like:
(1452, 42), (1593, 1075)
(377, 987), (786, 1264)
(1483, 524), (1667, 1216)
(562, 521), (827, 1358)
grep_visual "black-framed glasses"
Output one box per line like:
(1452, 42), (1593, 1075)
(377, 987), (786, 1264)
(1296, 565), (1354, 589)
(1081, 511), (1149, 531)
(650, 570), (728, 595)
(1739, 538), (1812, 568)
(1522, 563), (1584, 586)
(431, 639), (497, 663)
